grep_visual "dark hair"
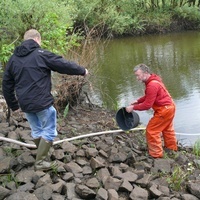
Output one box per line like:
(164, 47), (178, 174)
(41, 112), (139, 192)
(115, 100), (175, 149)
(134, 63), (151, 73)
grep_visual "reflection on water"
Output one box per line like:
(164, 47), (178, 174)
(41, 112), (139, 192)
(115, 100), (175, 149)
(90, 31), (200, 146)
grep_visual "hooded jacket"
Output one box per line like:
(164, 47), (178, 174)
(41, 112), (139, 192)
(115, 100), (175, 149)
(2, 39), (86, 112)
(133, 74), (173, 111)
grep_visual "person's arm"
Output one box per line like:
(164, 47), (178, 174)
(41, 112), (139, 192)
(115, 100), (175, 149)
(133, 83), (158, 110)
(2, 69), (19, 111)
(41, 51), (87, 76)
(126, 83), (159, 112)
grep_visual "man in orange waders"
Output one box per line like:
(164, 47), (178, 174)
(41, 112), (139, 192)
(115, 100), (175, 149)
(126, 64), (177, 158)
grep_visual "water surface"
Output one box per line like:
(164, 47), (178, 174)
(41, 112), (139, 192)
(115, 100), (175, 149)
(90, 31), (200, 146)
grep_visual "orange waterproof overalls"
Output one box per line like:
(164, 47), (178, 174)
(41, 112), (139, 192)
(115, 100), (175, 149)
(146, 81), (177, 158)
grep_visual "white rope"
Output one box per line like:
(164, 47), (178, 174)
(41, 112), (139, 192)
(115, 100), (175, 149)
(175, 132), (200, 136)
(1, 126), (200, 148)
(54, 127), (145, 145)
(0, 127), (145, 148)
(0, 136), (36, 148)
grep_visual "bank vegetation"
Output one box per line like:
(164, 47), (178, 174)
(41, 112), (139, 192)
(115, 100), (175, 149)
(1, 0), (200, 112)
(1, 0), (200, 65)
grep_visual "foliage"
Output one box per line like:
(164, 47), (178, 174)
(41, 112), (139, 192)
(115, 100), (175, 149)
(63, 103), (69, 118)
(140, 9), (172, 33)
(3, 147), (22, 157)
(1, 0), (200, 112)
(1, 0), (200, 61)
(0, 43), (15, 69)
(0, 0), (81, 66)
(166, 164), (191, 191)
(174, 6), (200, 22)
(0, 173), (19, 188)
(72, 0), (135, 37)
(165, 162), (195, 191)
(193, 139), (200, 157)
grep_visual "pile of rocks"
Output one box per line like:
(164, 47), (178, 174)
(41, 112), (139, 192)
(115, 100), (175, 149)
(0, 107), (200, 200)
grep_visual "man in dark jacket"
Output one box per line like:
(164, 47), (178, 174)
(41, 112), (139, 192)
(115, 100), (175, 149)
(2, 29), (88, 171)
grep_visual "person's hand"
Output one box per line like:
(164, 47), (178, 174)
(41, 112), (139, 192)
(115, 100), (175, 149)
(84, 68), (89, 76)
(13, 108), (21, 113)
(126, 105), (133, 113)
(12, 109), (24, 121)
(131, 101), (138, 105)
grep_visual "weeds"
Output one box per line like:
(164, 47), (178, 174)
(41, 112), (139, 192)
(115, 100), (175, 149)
(167, 162), (195, 191)
(0, 172), (19, 188)
(3, 147), (22, 157)
(167, 165), (186, 191)
(193, 139), (200, 157)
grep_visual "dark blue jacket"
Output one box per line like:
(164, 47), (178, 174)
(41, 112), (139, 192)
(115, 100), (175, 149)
(2, 39), (86, 112)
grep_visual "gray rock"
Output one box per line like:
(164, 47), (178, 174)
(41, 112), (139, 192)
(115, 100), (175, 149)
(64, 161), (83, 174)
(151, 158), (173, 173)
(96, 187), (108, 200)
(103, 176), (122, 190)
(0, 185), (10, 200)
(187, 181), (200, 199)
(0, 109), (199, 200)
(90, 157), (105, 169)
(75, 184), (96, 199)
(34, 185), (53, 200)
(181, 193), (200, 200)
(85, 177), (100, 188)
(107, 189), (118, 200)
(0, 157), (11, 173)
(4, 191), (38, 200)
(85, 147), (98, 158)
(149, 183), (163, 198)
(119, 179), (133, 192)
(129, 184), (149, 200)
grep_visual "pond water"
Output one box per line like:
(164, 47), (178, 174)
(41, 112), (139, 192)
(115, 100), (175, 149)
(89, 31), (200, 146)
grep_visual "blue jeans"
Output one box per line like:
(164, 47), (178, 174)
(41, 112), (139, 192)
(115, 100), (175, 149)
(25, 106), (57, 142)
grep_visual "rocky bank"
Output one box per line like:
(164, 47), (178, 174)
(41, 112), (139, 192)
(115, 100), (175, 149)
(0, 104), (200, 200)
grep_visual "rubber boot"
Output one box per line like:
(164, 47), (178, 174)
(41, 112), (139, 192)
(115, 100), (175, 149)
(33, 138), (41, 148)
(34, 138), (57, 171)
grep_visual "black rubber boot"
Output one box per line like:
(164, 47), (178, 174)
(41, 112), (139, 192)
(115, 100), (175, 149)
(34, 138), (57, 171)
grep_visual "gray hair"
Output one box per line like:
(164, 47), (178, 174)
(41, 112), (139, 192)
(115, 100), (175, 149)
(24, 29), (41, 41)
(134, 63), (151, 74)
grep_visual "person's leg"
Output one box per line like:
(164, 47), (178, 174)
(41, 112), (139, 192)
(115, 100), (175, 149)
(25, 106), (58, 171)
(34, 138), (57, 171)
(146, 113), (164, 158)
(25, 112), (42, 139)
(36, 105), (57, 142)
(33, 138), (41, 147)
(162, 105), (177, 151)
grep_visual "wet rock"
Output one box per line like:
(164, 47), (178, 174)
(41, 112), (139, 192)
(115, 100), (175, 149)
(96, 187), (108, 200)
(129, 184), (149, 199)
(85, 177), (100, 188)
(181, 193), (200, 200)
(149, 183), (163, 198)
(64, 161), (83, 174)
(1, 105), (200, 200)
(119, 179), (133, 192)
(4, 191), (38, 200)
(151, 158), (173, 173)
(90, 157), (105, 169)
(187, 181), (200, 199)
(0, 157), (12, 173)
(75, 184), (96, 199)
(34, 185), (53, 199)
(108, 189), (118, 199)
(0, 185), (10, 200)
(103, 176), (122, 190)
